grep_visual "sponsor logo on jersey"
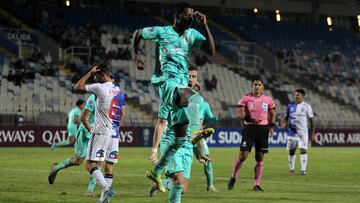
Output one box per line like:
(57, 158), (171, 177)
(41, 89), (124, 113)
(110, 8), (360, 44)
(109, 151), (119, 159)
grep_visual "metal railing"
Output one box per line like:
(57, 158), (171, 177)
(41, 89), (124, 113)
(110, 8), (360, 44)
(220, 40), (263, 69)
(63, 46), (91, 65)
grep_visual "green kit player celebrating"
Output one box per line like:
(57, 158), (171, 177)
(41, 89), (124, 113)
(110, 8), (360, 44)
(149, 81), (213, 203)
(132, 2), (215, 193)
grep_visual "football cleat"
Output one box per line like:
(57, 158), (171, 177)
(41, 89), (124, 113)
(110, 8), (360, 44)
(253, 185), (265, 192)
(227, 177), (236, 190)
(191, 128), (215, 145)
(149, 183), (159, 197)
(97, 187), (116, 203)
(146, 170), (165, 193)
(48, 163), (58, 184)
(207, 185), (219, 192)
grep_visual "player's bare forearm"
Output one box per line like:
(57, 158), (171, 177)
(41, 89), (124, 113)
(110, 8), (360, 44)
(269, 109), (276, 124)
(238, 107), (246, 120)
(309, 118), (315, 136)
(81, 110), (91, 132)
(195, 11), (215, 55)
(73, 70), (92, 91)
(196, 139), (205, 157)
(203, 25), (216, 55)
(131, 29), (145, 70)
(152, 119), (166, 151)
(131, 29), (142, 58)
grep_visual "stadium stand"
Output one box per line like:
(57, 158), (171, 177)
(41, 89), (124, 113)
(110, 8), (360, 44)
(215, 14), (360, 110)
(0, 1), (359, 128)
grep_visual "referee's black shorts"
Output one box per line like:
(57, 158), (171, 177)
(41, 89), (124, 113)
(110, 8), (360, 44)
(240, 125), (269, 153)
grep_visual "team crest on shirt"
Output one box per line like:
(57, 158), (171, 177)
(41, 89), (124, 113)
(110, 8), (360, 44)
(109, 151), (119, 159)
(261, 103), (268, 111)
(96, 150), (105, 158)
(149, 26), (155, 32)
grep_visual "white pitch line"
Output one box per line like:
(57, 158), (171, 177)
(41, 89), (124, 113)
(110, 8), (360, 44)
(0, 167), (359, 190)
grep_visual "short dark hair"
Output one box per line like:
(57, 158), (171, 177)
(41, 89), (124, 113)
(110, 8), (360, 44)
(189, 63), (198, 71)
(176, 2), (193, 16)
(251, 77), (264, 84)
(76, 99), (84, 106)
(295, 89), (305, 96)
(97, 64), (110, 76)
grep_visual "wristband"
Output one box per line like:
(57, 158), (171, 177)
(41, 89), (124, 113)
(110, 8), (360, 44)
(270, 123), (276, 128)
(151, 148), (158, 153)
(244, 115), (252, 122)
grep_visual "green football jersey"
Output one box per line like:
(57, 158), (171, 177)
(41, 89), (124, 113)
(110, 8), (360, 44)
(141, 25), (206, 85)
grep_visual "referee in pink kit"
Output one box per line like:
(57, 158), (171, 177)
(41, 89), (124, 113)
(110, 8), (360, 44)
(228, 77), (276, 192)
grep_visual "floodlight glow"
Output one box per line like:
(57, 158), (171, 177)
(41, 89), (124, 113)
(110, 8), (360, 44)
(327, 17), (332, 26)
(276, 14), (281, 22)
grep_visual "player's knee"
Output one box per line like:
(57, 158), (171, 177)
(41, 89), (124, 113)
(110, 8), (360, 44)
(289, 149), (296, 156)
(174, 88), (193, 108)
(239, 151), (248, 161)
(86, 161), (97, 171)
(300, 149), (307, 154)
(105, 162), (114, 173)
(255, 152), (264, 161)
(172, 173), (184, 185)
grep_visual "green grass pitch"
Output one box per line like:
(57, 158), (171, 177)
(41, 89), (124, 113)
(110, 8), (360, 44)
(0, 147), (359, 202)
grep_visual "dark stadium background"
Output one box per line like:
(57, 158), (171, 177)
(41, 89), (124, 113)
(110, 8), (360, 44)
(0, 1), (359, 203)
(1, 0), (359, 148)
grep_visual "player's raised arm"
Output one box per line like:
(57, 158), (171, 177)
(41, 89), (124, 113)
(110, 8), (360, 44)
(195, 11), (215, 55)
(131, 29), (145, 70)
(73, 65), (100, 91)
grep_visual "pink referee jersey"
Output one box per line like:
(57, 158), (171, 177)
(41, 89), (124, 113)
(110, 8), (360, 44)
(238, 93), (275, 126)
